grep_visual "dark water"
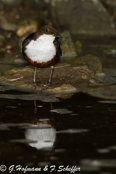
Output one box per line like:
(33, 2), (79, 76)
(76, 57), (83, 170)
(0, 91), (116, 174)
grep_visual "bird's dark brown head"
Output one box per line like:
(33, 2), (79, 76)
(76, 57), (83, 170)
(34, 25), (61, 40)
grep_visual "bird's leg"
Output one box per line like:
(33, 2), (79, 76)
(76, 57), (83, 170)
(48, 65), (54, 86)
(42, 66), (54, 90)
(33, 67), (37, 88)
(34, 100), (37, 113)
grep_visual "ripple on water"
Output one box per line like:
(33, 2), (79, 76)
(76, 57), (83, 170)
(97, 148), (110, 154)
(0, 123), (33, 130)
(57, 129), (88, 134)
(98, 100), (116, 104)
(50, 108), (72, 114)
(80, 159), (116, 168)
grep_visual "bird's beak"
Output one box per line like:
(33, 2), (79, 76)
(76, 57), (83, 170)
(54, 32), (62, 38)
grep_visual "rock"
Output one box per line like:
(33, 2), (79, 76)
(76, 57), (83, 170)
(0, 64), (105, 96)
(46, 0), (116, 36)
(0, 93), (59, 102)
(72, 54), (102, 74)
(0, 15), (16, 31)
(16, 19), (38, 37)
(0, 65), (13, 74)
(60, 31), (77, 58)
(75, 40), (82, 55)
(88, 85), (116, 100)
(47, 84), (77, 94)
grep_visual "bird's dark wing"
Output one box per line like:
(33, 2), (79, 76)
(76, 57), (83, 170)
(53, 38), (62, 58)
(22, 32), (35, 56)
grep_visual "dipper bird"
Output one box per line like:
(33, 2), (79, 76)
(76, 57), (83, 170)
(22, 25), (62, 88)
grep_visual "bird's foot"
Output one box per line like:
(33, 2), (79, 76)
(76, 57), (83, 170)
(33, 82), (37, 89)
(33, 81), (52, 90)
(42, 82), (52, 90)
(33, 81), (43, 89)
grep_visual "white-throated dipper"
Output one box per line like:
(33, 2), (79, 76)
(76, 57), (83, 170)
(22, 25), (62, 88)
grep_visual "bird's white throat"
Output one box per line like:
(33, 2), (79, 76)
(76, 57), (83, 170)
(38, 34), (55, 43)
(25, 34), (56, 63)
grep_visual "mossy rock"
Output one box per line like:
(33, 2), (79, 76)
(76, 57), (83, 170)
(72, 54), (102, 73)
(0, 64), (102, 93)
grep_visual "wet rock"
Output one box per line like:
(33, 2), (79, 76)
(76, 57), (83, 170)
(72, 54), (102, 74)
(47, 84), (77, 94)
(46, 0), (116, 36)
(0, 65), (15, 74)
(16, 19), (38, 37)
(60, 31), (77, 58)
(52, 93), (74, 99)
(88, 85), (116, 100)
(103, 69), (116, 83)
(0, 93), (59, 102)
(0, 64), (106, 96)
(0, 15), (16, 31)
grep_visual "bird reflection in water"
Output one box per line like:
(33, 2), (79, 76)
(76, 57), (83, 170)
(25, 100), (56, 150)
